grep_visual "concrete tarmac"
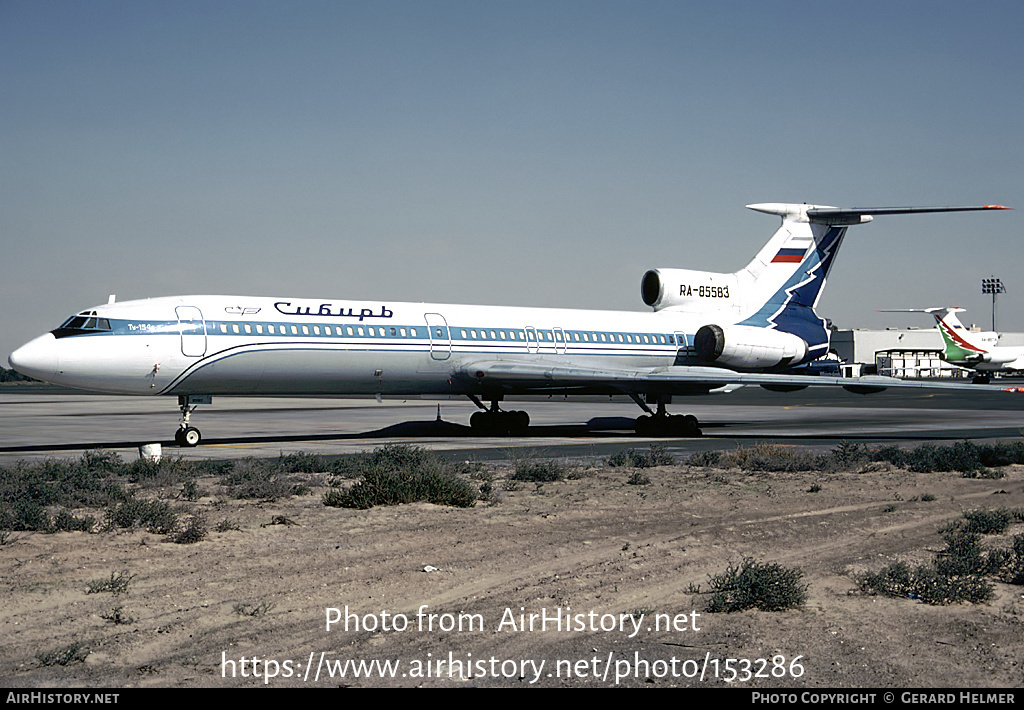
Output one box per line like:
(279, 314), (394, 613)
(1, 384), (1023, 463)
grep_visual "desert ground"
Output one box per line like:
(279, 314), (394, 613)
(2, 448), (1023, 689)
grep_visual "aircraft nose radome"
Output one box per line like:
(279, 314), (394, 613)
(9, 334), (59, 381)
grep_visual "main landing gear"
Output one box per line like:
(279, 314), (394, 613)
(631, 395), (702, 437)
(173, 395), (210, 447)
(467, 395), (530, 435)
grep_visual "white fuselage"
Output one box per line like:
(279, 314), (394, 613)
(10, 294), (734, 398)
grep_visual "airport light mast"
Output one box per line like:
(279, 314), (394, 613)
(982, 276), (1005, 331)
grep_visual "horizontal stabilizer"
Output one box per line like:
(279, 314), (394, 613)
(878, 307), (965, 314)
(747, 203), (1010, 226)
(807, 205), (1010, 225)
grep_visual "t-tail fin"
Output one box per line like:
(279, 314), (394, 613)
(739, 205), (1009, 360)
(737, 204), (851, 359)
(642, 203), (1008, 363)
(882, 306), (989, 362)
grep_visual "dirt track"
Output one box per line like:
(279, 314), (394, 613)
(2, 459), (1023, 688)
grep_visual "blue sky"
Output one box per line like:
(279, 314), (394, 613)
(2, 0), (1021, 359)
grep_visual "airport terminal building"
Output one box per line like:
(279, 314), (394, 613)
(831, 327), (1024, 378)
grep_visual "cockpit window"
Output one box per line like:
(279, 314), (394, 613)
(52, 311), (113, 338)
(63, 316), (89, 329)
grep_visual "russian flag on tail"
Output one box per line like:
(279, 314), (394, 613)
(771, 248), (805, 263)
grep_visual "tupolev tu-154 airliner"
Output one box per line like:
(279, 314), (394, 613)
(8, 202), (1010, 446)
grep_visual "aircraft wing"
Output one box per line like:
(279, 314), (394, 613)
(455, 359), (1010, 396)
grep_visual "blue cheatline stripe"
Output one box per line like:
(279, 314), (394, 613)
(102, 319), (690, 350)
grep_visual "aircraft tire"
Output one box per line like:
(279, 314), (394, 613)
(510, 410), (530, 434)
(180, 426), (202, 447)
(635, 414), (701, 437)
(471, 410), (530, 436)
(470, 411), (504, 436)
(470, 411), (487, 432)
(634, 415), (654, 436)
(680, 414), (701, 437)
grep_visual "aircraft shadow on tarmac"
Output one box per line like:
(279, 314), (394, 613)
(1, 416), (1017, 455)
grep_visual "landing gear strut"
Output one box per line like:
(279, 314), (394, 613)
(467, 395), (530, 435)
(174, 395), (209, 447)
(631, 395), (701, 437)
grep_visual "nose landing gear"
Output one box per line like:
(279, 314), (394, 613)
(174, 395), (211, 447)
(175, 425), (202, 447)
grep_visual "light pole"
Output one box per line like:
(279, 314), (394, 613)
(981, 277), (1005, 331)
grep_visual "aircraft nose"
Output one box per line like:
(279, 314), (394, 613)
(8, 333), (60, 382)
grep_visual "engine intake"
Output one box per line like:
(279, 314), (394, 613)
(641, 268), (739, 312)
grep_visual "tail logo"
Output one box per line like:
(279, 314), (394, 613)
(741, 225), (847, 354)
